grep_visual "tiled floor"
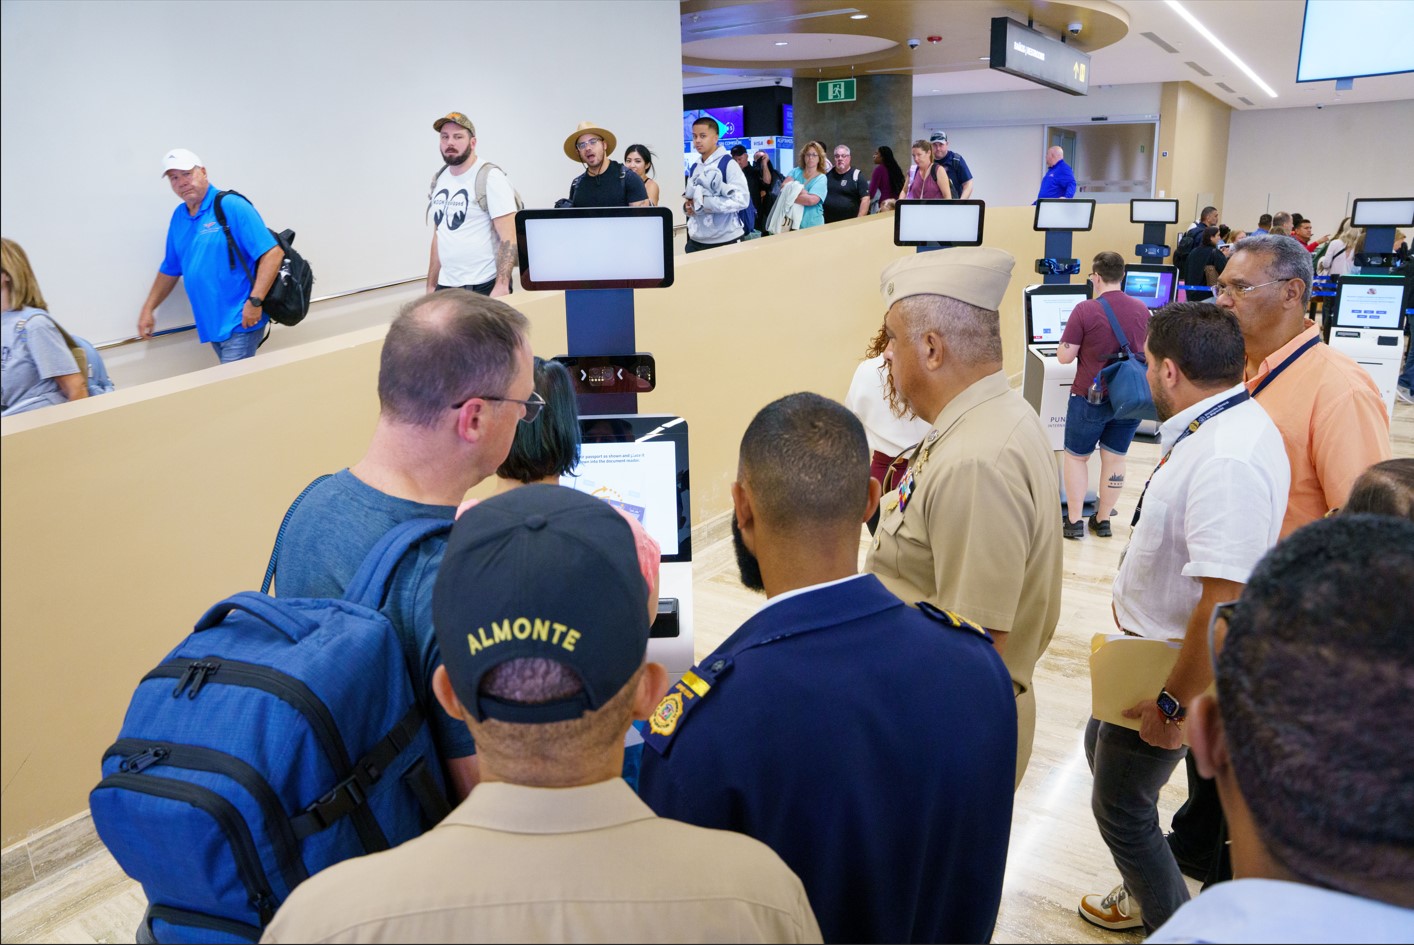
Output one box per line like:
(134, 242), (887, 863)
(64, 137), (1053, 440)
(4, 399), (1409, 945)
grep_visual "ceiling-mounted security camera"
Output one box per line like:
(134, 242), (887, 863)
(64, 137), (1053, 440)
(774, 78), (783, 86)
(907, 37), (921, 50)
(1068, 21), (1082, 35)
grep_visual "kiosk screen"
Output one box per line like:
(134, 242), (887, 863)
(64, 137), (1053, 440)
(516, 207), (674, 290)
(1026, 286), (1091, 343)
(1122, 265), (1178, 309)
(1332, 276), (1407, 330)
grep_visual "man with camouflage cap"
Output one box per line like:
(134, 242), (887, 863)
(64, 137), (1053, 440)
(426, 111), (518, 297)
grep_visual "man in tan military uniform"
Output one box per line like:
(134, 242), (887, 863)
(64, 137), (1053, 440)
(865, 248), (1063, 788)
(263, 487), (821, 945)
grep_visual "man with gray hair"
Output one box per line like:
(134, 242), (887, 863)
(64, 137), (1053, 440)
(865, 248), (1063, 788)
(272, 290), (537, 802)
(823, 144), (869, 224)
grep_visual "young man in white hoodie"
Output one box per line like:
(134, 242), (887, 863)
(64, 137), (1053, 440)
(683, 117), (749, 253)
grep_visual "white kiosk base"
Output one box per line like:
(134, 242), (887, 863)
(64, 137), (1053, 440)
(1022, 345), (1074, 453)
(1330, 328), (1404, 419)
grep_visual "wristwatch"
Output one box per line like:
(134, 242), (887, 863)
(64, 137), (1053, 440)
(1156, 688), (1186, 723)
(246, 295), (264, 308)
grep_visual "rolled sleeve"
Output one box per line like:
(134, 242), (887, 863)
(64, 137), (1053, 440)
(1180, 457), (1274, 583)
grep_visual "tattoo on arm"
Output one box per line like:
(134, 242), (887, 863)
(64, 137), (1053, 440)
(495, 239), (517, 284)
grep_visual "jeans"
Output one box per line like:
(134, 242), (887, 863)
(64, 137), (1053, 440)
(209, 326), (262, 364)
(1086, 717), (1190, 933)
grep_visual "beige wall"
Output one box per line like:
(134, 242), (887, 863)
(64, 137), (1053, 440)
(1, 204), (1142, 843)
(1156, 82), (1232, 223)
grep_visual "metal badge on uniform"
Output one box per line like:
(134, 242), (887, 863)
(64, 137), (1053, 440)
(643, 666), (721, 756)
(649, 691), (685, 736)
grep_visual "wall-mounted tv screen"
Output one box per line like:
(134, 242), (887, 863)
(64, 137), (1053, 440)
(683, 107), (744, 146)
(782, 103), (793, 137)
(1297, 0), (1414, 82)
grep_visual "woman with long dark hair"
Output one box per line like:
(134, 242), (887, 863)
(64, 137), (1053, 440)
(623, 144), (659, 206)
(869, 146), (905, 212)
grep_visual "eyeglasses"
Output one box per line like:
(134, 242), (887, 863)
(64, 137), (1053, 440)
(450, 390), (546, 422)
(1211, 278), (1287, 300)
(574, 137), (604, 152)
(1207, 599), (1239, 672)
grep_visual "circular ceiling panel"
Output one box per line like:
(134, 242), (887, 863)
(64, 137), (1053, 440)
(683, 32), (897, 63)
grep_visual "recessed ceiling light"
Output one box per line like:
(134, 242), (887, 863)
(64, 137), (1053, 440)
(978, 56), (989, 61)
(850, 13), (868, 18)
(1163, 0), (1277, 98)
(775, 41), (789, 46)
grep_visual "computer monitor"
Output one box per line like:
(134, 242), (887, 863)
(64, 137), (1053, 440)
(1024, 283), (1093, 344)
(1122, 264), (1179, 310)
(560, 414), (692, 563)
(1129, 199), (1180, 225)
(893, 199), (986, 246)
(516, 207), (674, 291)
(1350, 198), (1414, 228)
(1033, 198), (1096, 231)
(1331, 275), (1408, 330)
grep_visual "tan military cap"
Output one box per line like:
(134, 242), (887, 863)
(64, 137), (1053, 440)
(880, 247), (1016, 311)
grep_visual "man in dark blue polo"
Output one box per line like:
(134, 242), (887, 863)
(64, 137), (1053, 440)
(638, 392), (1017, 944)
(1037, 145), (1077, 201)
(930, 131), (974, 199)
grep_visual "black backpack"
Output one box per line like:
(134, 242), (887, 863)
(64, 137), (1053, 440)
(1173, 224), (1204, 274)
(214, 191), (315, 327)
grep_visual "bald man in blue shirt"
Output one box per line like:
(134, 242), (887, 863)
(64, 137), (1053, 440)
(1037, 146), (1077, 202)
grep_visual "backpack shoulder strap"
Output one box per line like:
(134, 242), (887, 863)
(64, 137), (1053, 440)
(1095, 296), (1134, 357)
(474, 162), (503, 213)
(343, 518), (455, 610)
(717, 154), (732, 177)
(569, 171), (586, 202)
(262, 474), (334, 594)
(20, 312), (89, 379)
(212, 190), (255, 280)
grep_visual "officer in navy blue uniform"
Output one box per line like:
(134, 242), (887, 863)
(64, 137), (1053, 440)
(638, 393), (1018, 945)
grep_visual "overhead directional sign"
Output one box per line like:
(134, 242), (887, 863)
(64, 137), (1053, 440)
(989, 17), (1090, 96)
(817, 78), (856, 103)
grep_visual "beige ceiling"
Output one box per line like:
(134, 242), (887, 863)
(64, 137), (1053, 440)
(681, 0), (1414, 110)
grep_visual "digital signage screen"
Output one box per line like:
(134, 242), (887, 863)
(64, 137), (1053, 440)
(683, 107), (744, 146)
(1297, 0), (1414, 82)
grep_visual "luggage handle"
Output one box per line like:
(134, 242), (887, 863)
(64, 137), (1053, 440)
(342, 519), (454, 611)
(194, 591), (320, 639)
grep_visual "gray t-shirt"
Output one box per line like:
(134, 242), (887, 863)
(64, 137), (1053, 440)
(273, 470), (474, 761)
(2, 307), (79, 416)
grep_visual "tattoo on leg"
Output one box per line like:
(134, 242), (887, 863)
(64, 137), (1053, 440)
(1107, 474), (1124, 484)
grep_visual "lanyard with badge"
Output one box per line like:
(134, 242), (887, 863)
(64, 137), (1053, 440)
(1131, 391), (1250, 526)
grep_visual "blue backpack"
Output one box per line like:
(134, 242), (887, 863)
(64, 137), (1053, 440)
(91, 519), (454, 944)
(717, 154), (758, 233)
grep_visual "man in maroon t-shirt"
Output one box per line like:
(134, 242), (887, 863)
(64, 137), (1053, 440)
(1056, 252), (1153, 539)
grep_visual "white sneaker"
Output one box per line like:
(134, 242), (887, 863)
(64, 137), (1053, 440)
(1079, 882), (1144, 931)
(1397, 386), (1414, 405)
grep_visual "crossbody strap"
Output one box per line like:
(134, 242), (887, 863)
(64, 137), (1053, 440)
(1096, 296), (1134, 358)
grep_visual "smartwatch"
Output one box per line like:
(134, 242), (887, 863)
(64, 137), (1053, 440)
(1156, 688), (1186, 722)
(246, 295), (264, 308)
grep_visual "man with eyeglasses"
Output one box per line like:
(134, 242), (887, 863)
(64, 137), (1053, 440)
(822, 144), (869, 224)
(562, 121), (649, 208)
(1078, 302), (1288, 935)
(1214, 234), (1390, 536)
(1148, 515), (1414, 943)
(271, 290), (536, 805)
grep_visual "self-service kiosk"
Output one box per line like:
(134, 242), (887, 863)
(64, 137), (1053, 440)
(515, 207), (694, 683)
(1328, 274), (1408, 418)
(1022, 284), (1094, 451)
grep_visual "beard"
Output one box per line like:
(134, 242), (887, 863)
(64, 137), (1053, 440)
(1152, 384), (1174, 422)
(443, 146), (471, 167)
(731, 516), (765, 593)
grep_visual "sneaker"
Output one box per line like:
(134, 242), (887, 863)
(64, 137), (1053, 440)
(1064, 519), (1085, 540)
(1079, 883), (1144, 931)
(1397, 386), (1414, 405)
(1088, 514), (1112, 538)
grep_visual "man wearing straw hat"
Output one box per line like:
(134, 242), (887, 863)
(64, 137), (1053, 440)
(563, 121), (649, 208)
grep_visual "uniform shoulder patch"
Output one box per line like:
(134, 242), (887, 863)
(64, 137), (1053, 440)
(643, 658), (733, 757)
(916, 601), (990, 638)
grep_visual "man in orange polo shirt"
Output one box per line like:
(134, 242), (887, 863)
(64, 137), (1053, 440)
(1214, 234), (1390, 537)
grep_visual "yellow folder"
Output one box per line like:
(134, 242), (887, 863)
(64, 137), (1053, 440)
(1089, 633), (1190, 746)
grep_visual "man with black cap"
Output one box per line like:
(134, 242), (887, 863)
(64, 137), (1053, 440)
(865, 248), (1062, 789)
(426, 111), (519, 297)
(639, 393), (1017, 944)
(562, 120), (649, 208)
(263, 486), (822, 944)
(931, 131), (974, 200)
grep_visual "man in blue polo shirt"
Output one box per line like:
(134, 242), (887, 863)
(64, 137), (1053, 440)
(638, 392), (1017, 944)
(137, 149), (283, 363)
(1036, 145), (1077, 201)
(930, 131), (974, 199)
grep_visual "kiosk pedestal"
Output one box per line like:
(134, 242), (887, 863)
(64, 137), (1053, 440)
(1330, 328), (1403, 417)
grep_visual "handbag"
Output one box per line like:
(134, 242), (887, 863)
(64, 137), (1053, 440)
(1095, 298), (1158, 421)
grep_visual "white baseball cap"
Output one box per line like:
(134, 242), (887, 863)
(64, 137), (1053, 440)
(160, 149), (204, 177)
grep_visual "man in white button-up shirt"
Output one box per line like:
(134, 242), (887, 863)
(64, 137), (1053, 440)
(1079, 302), (1290, 935)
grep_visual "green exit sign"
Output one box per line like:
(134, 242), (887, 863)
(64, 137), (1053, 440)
(817, 78), (856, 103)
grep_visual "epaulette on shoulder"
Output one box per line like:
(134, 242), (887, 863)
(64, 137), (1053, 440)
(642, 655), (734, 757)
(916, 601), (990, 639)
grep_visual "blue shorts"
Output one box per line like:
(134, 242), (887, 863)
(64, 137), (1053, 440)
(1064, 394), (1141, 458)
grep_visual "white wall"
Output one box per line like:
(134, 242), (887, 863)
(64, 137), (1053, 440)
(0, 0), (683, 349)
(1223, 100), (1414, 234)
(912, 84), (1162, 207)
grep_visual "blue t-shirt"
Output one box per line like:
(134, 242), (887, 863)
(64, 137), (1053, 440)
(272, 470), (474, 762)
(2, 307), (78, 416)
(159, 186), (276, 343)
(639, 574), (1017, 944)
(788, 168), (828, 229)
(1037, 159), (1077, 200)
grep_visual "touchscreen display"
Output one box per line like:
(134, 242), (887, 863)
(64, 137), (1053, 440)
(1334, 278), (1406, 330)
(1123, 268), (1177, 309)
(562, 440), (681, 557)
(1028, 291), (1088, 342)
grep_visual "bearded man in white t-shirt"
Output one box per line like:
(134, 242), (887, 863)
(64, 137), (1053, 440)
(426, 112), (518, 297)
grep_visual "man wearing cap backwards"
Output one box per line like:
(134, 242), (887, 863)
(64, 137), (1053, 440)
(865, 248), (1062, 789)
(262, 486), (823, 945)
(137, 149), (284, 362)
(427, 111), (518, 297)
(563, 121), (649, 208)
(639, 393), (1017, 944)
(273, 291), (535, 803)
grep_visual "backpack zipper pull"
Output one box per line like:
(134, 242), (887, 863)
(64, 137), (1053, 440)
(187, 661), (219, 699)
(121, 746), (169, 773)
(171, 663), (198, 698)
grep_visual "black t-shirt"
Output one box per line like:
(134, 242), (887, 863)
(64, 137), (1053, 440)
(823, 167), (869, 223)
(569, 160), (649, 207)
